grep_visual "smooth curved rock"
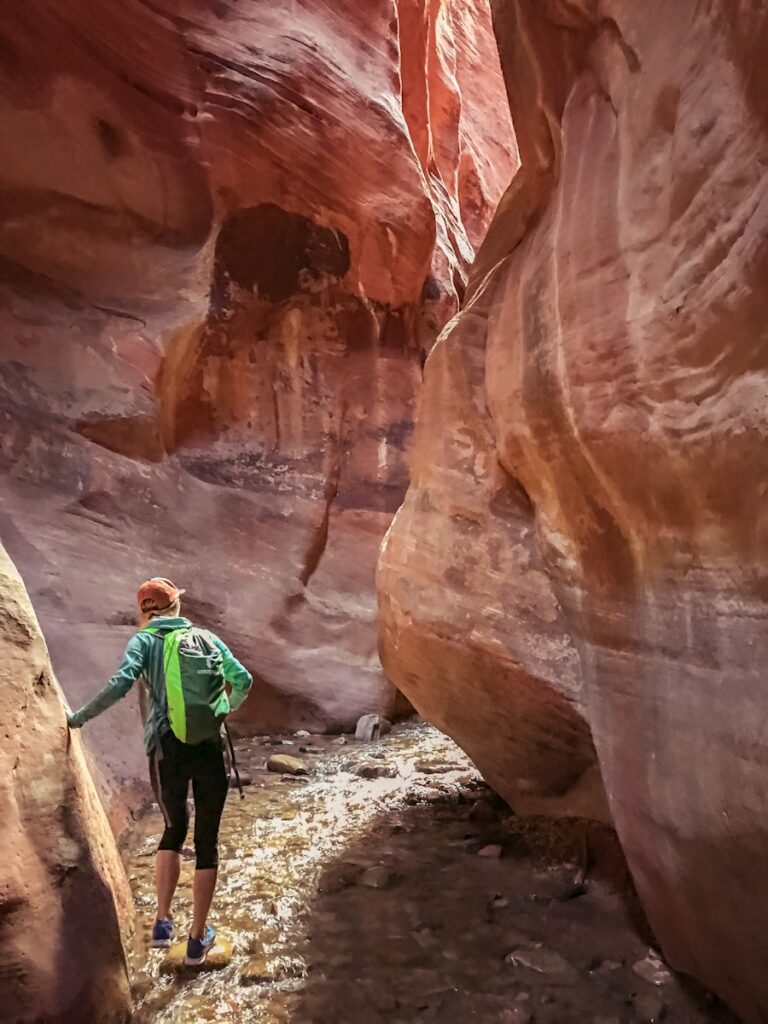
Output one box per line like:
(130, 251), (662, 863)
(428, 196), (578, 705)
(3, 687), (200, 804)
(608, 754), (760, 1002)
(379, 1), (768, 1018)
(0, 545), (131, 1024)
(0, 0), (516, 815)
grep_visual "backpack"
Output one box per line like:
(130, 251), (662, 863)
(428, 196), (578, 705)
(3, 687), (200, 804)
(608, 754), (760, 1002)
(143, 626), (230, 744)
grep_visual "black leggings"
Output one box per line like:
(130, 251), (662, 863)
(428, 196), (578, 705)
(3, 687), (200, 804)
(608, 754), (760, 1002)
(149, 732), (229, 870)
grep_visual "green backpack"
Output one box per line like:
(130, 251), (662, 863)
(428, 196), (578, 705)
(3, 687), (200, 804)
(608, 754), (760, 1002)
(143, 626), (230, 744)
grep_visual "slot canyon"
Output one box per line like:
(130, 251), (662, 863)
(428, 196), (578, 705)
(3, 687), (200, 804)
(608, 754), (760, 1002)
(0, 1), (765, 1023)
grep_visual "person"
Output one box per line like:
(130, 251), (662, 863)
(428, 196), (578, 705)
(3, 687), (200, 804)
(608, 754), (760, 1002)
(67, 577), (253, 965)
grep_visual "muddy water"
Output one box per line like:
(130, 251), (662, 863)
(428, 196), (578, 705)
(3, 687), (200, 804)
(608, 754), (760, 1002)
(122, 722), (734, 1024)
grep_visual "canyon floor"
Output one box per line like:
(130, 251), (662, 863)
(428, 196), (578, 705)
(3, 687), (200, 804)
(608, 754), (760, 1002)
(121, 723), (735, 1024)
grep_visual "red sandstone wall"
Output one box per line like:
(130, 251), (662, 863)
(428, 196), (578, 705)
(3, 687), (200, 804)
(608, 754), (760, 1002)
(0, 0), (516, 813)
(0, 545), (132, 1023)
(379, 1), (768, 1018)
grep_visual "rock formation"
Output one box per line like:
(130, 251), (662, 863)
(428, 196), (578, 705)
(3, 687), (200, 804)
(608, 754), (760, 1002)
(0, 0), (516, 812)
(0, 545), (131, 1024)
(379, 0), (768, 1019)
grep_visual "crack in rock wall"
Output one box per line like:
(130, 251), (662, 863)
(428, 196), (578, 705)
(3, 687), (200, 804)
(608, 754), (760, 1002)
(378, 0), (768, 1019)
(0, 0), (516, 821)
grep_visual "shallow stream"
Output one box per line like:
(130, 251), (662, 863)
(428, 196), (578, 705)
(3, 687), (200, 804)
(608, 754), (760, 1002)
(121, 722), (734, 1024)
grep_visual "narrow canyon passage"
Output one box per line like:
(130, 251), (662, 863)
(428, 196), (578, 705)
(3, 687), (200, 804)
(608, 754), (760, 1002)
(1, 0), (766, 1021)
(123, 724), (734, 1024)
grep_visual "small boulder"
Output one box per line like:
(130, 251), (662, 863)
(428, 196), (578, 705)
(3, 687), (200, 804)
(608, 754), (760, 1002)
(355, 714), (385, 742)
(478, 844), (503, 859)
(294, 729), (311, 738)
(267, 754), (308, 776)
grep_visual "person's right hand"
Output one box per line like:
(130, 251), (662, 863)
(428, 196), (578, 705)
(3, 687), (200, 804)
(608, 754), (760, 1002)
(67, 710), (84, 729)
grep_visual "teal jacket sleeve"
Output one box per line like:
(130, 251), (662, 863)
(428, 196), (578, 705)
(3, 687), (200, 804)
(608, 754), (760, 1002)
(213, 637), (253, 712)
(69, 634), (148, 726)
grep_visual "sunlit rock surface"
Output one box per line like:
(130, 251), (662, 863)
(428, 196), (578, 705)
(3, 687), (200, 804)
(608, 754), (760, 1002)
(0, 0), (516, 813)
(378, 0), (768, 1018)
(0, 545), (131, 1023)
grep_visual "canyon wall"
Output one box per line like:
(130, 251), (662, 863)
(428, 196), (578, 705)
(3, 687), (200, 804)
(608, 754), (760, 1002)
(0, 545), (131, 1024)
(379, 0), (768, 1019)
(0, 0), (516, 813)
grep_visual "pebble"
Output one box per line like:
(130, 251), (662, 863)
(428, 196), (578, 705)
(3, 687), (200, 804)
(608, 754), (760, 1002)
(354, 763), (399, 780)
(358, 866), (393, 889)
(591, 959), (623, 974)
(632, 953), (673, 986)
(506, 947), (579, 982)
(478, 844), (503, 859)
(267, 755), (308, 776)
(294, 730), (311, 738)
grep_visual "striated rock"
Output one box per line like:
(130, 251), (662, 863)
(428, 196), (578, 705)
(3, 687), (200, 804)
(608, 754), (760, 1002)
(0, 545), (132, 1023)
(379, 0), (768, 1018)
(0, 0), (515, 818)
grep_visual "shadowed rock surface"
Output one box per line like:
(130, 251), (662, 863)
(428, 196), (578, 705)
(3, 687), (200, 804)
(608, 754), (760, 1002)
(0, 545), (132, 1024)
(0, 0), (516, 817)
(378, 1), (768, 1019)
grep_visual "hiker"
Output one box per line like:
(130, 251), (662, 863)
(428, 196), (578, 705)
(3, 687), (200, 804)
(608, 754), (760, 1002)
(66, 577), (253, 965)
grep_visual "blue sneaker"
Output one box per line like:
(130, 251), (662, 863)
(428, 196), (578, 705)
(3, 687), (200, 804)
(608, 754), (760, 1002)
(184, 924), (216, 966)
(150, 918), (174, 948)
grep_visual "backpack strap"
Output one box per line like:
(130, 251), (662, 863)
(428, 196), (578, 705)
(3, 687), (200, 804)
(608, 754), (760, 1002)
(223, 722), (245, 800)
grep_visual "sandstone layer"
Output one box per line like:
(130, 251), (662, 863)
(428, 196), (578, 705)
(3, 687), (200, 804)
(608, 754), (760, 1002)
(0, 545), (132, 1024)
(0, 0), (515, 812)
(378, 0), (768, 1018)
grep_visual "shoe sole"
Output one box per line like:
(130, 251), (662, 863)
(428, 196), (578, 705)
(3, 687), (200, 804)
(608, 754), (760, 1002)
(150, 939), (173, 948)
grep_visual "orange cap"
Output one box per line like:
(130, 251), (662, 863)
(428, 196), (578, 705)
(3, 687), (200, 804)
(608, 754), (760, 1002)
(137, 577), (184, 612)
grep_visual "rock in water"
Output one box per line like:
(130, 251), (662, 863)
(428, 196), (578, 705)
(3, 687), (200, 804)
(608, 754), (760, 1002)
(355, 714), (385, 742)
(267, 754), (309, 776)
(0, 545), (132, 1021)
(164, 936), (234, 971)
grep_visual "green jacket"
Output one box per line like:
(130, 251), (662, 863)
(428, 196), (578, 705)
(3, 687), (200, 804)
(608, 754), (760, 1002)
(68, 617), (253, 753)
